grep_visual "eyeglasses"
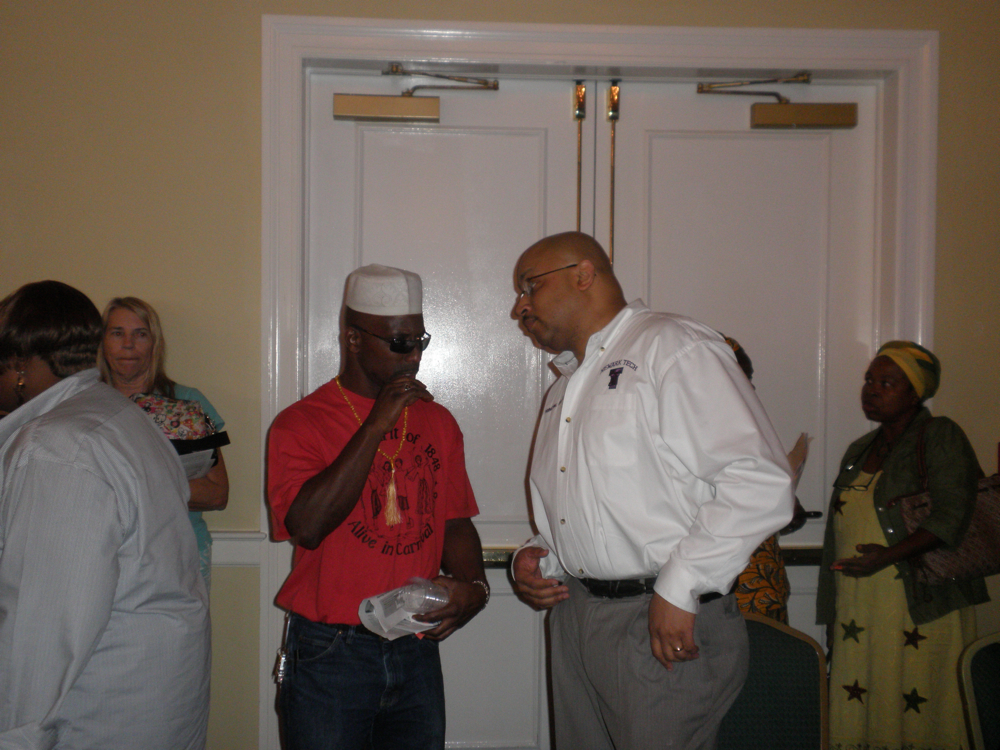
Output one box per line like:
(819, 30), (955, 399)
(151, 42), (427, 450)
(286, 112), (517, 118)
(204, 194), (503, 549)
(351, 325), (431, 354)
(832, 473), (878, 493)
(517, 263), (579, 299)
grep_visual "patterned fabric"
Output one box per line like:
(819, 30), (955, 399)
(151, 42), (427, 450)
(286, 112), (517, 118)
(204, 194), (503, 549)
(829, 471), (975, 750)
(130, 392), (218, 439)
(734, 534), (789, 623)
(876, 341), (940, 400)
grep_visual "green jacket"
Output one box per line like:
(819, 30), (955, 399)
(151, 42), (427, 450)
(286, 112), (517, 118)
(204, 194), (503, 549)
(816, 407), (989, 626)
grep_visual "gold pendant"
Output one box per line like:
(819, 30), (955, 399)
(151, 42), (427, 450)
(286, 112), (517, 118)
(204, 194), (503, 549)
(384, 465), (402, 527)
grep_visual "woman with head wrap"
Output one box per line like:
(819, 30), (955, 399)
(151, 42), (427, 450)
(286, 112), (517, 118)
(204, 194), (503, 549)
(817, 341), (987, 750)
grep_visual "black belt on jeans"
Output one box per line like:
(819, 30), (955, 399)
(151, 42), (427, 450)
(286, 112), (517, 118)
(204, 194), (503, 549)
(295, 617), (389, 640)
(579, 577), (725, 604)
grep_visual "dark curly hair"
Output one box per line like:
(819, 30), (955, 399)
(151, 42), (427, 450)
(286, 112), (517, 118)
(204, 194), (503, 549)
(0, 280), (102, 377)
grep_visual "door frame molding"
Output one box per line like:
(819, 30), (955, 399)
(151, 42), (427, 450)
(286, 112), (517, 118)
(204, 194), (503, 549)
(257, 16), (938, 747)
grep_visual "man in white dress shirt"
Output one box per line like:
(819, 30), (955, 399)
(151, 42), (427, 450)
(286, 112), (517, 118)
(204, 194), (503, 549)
(510, 233), (793, 749)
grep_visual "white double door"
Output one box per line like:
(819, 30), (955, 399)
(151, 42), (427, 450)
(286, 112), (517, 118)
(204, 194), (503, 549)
(303, 69), (877, 748)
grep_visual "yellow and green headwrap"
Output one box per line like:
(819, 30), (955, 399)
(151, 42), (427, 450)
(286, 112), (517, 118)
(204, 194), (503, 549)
(876, 340), (941, 400)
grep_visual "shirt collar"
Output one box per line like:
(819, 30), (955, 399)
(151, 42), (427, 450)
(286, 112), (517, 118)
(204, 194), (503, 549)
(0, 369), (101, 445)
(552, 299), (648, 376)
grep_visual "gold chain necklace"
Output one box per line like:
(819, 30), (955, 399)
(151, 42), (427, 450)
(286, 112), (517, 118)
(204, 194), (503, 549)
(336, 377), (409, 527)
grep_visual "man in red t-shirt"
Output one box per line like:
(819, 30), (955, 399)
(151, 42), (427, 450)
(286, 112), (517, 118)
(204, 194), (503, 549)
(267, 264), (488, 750)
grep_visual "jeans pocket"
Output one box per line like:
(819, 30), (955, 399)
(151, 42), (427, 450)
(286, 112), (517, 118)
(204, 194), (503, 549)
(294, 631), (343, 664)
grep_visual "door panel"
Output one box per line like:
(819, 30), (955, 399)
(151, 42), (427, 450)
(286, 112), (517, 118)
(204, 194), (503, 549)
(597, 81), (880, 553)
(438, 569), (549, 746)
(308, 74), (594, 550)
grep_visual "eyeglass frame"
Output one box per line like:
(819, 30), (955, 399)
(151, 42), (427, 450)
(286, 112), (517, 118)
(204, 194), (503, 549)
(831, 432), (882, 492)
(832, 471), (879, 493)
(516, 263), (579, 299)
(350, 324), (431, 354)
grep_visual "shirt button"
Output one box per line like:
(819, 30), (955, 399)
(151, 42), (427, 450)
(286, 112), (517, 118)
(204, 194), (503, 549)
(565, 417), (571, 423)
(600, 347), (605, 352)
(886, 527), (894, 534)
(560, 466), (566, 472)
(578, 568), (584, 574)
(560, 519), (566, 525)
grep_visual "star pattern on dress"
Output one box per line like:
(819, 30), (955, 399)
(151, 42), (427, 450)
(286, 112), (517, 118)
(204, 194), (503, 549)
(902, 687), (928, 713)
(843, 680), (867, 703)
(832, 497), (847, 515)
(903, 627), (927, 649)
(841, 619), (865, 643)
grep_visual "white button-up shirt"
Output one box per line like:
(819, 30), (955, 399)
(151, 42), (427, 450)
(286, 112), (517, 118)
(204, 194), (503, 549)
(0, 370), (209, 750)
(524, 301), (793, 613)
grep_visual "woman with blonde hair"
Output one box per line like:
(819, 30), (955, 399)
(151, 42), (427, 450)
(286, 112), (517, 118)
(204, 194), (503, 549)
(99, 296), (228, 587)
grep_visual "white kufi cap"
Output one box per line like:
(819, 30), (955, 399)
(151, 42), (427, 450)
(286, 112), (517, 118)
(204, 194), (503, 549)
(344, 264), (423, 316)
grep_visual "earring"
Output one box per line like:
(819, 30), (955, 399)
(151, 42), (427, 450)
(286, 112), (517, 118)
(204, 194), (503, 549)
(15, 371), (26, 406)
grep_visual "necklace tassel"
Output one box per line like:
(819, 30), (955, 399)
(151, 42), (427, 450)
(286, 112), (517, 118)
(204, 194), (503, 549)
(335, 377), (408, 527)
(384, 467), (402, 526)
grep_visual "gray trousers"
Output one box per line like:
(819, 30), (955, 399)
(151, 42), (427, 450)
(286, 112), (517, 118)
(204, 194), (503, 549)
(549, 577), (748, 750)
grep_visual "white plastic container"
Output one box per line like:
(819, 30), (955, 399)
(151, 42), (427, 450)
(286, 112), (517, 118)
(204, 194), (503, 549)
(400, 577), (450, 614)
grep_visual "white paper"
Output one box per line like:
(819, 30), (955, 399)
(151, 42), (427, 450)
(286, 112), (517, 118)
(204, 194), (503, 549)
(358, 586), (438, 641)
(179, 450), (215, 480)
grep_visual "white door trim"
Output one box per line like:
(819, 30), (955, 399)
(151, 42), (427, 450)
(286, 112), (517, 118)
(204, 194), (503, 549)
(259, 17), (938, 748)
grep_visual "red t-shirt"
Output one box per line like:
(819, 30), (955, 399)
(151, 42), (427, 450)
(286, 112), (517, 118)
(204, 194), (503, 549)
(267, 379), (479, 624)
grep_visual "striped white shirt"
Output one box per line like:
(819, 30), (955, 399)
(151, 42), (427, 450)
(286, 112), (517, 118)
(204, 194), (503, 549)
(0, 370), (209, 750)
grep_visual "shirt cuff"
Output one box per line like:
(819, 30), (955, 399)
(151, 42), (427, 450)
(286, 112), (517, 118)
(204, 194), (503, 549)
(512, 536), (568, 581)
(652, 563), (702, 615)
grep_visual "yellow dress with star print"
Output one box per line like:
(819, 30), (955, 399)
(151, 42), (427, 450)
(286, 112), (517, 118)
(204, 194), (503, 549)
(830, 471), (976, 750)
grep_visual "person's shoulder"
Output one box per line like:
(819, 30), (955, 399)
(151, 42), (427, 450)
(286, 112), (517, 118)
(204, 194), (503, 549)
(271, 379), (346, 431)
(412, 398), (463, 433)
(924, 413), (973, 447)
(413, 397), (459, 420)
(628, 309), (719, 341)
(34, 380), (135, 436)
(623, 310), (725, 363)
(21, 382), (174, 468)
(172, 383), (207, 404)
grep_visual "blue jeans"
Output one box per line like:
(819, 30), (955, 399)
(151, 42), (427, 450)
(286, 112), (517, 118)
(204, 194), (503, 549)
(279, 614), (445, 750)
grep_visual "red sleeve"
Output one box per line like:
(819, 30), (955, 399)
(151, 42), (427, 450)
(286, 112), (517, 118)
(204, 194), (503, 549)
(266, 406), (338, 541)
(437, 407), (479, 522)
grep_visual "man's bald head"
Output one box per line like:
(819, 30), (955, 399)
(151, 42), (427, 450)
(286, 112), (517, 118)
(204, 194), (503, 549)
(513, 232), (626, 362)
(519, 232), (614, 277)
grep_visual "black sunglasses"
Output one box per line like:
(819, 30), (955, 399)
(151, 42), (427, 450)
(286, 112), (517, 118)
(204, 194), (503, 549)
(351, 324), (431, 354)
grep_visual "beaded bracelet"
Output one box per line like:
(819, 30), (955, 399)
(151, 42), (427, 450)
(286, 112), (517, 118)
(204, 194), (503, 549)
(471, 579), (490, 607)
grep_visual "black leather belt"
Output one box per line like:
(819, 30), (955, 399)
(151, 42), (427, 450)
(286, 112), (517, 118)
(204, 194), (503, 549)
(293, 617), (391, 641)
(579, 577), (725, 604)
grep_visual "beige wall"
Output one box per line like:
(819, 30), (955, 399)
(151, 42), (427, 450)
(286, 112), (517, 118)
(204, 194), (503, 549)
(2, 1), (998, 746)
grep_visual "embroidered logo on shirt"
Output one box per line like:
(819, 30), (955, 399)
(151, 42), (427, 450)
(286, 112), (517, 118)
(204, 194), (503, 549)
(599, 359), (637, 389)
